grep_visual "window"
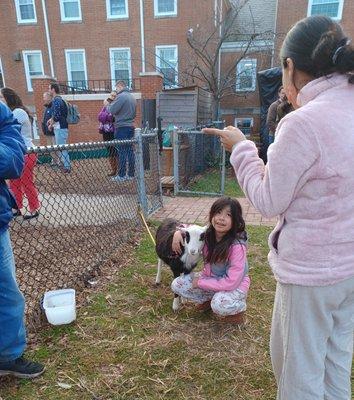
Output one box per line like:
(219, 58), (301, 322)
(154, 0), (177, 17)
(59, 0), (82, 22)
(22, 51), (44, 92)
(236, 59), (257, 92)
(106, 0), (128, 19)
(308, 0), (344, 20)
(65, 50), (87, 89)
(109, 48), (132, 88)
(14, 0), (37, 24)
(156, 45), (178, 87)
(0, 58), (4, 89)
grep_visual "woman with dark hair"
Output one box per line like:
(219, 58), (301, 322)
(204, 15), (354, 400)
(0, 88), (40, 220)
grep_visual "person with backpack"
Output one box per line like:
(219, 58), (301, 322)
(47, 83), (71, 173)
(98, 91), (118, 176)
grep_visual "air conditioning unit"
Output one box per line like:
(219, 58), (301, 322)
(235, 117), (253, 137)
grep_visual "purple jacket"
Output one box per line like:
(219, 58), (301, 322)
(98, 106), (114, 134)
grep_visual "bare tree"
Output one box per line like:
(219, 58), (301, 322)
(184, 0), (274, 120)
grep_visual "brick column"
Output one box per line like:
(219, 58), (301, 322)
(32, 75), (56, 145)
(138, 72), (164, 100)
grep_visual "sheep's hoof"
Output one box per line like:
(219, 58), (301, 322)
(172, 297), (181, 312)
(154, 282), (161, 287)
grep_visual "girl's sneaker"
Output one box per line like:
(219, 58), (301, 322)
(13, 209), (22, 217)
(217, 312), (245, 325)
(195, 300), (211, 312)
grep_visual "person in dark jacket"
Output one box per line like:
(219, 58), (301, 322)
(0, 102), (45, 378)
(47, 83), (71, 173)
(266, 86), (287, 144)
(106, 80), (136, 182)
(41, 92), (54, 145)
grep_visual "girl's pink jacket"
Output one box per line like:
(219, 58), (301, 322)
(197, 243), (250, 293)
(230, 73), (354, 286)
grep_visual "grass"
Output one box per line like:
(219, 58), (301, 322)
(188, 168), (244, 197)
(1, 226), (278, 399)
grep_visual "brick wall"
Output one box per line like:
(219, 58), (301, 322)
(275, 0), (354, 64)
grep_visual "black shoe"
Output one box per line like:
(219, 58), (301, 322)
(0, 356), (45, 379)
(23, 211), (39, 220)
(13, 209), (22, 217)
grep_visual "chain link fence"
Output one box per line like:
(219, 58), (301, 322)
(172, 130), (226, 196)
(9, 130), (162, 328)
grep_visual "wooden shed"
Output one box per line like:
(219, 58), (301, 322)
(156, 86), (213, 129)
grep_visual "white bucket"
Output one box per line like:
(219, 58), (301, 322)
(43, 289), (76, 325)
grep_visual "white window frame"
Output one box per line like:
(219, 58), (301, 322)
(22, 50), (44, 92)
(64, 49), (88, 87)
(307, 0), (344, 20)
(106, 0), (129, 19)
(14, 0), (37, 24)
(59, 0), (82, 22)
(236, 59), (257, 92)
(154, 0), (177, 17)
(0, 57), (5, 89)
(109, 48), (132, 89)
(156, 45), (178, 88)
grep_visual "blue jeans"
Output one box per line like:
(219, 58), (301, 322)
(54, 128), (71, 169)
(0, 229), (26, 362)
(115, 127), (135, 177)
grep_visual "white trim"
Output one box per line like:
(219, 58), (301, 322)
(22, 50), (44, 92)
(139, 0), (145, 72)
(64, 49), (88, 86)
(155, 45), (178, 87)
(307, 0), (344, 20)
(236, 58), (257, 92)
(109, 47), (132, 89)
(0, 57), (5, 88)
(221, 40), (273, 52)
(59, 0), (82, 22)
(14, 0), (37, 24)
(41, 0), (55, 77)
(154, 0), (177, 17)
(105, 0), (129, 19)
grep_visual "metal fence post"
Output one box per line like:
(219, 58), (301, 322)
(135, 128), (148, 216)
(220, 145), (226, 195)
(173, 130), (179, 195)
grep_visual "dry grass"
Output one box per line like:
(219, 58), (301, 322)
(1, 225), (279, 400)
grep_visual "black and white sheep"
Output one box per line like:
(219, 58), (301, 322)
(155, 218), (206, 311)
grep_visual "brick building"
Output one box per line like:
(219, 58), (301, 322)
(0, 0), (353, 142)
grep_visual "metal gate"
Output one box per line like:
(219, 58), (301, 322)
(172, 130), (226, 196)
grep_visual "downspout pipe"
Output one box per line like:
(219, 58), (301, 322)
(139, 0), (146, 73)
(41, 0), (55, 77)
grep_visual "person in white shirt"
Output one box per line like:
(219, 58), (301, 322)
(0, 88), (40, 220)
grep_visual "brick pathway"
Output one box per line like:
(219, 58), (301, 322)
(151, 196), (277, 226)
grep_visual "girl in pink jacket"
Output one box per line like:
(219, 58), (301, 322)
(204, 15), (354, 400)
(171, 197), (250, 324)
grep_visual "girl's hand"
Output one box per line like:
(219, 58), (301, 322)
(202, 126), (246, 152)
(172, 230), (184, 254)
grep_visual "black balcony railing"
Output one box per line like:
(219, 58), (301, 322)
(58, 78), (136, 94)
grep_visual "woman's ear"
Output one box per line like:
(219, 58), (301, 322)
(283, 58), (299, 109)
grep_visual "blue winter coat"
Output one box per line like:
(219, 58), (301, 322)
(0, 102), (26, 233)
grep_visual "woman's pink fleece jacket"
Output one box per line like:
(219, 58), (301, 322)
(230, 74), (354, 286)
